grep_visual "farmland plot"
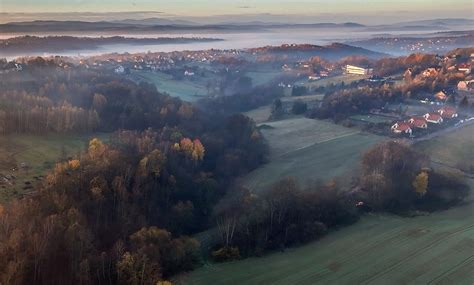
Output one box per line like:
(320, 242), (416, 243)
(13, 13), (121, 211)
(241, 118), (382, 190)
(185, 189), (474, 285)
(129, 71), (209, 102)
(184, 126), (474, 285)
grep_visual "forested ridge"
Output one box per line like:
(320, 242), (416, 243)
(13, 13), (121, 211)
(0, 57), (268, 284)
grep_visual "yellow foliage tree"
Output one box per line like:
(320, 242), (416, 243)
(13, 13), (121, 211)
(157, 281), (172, 285)
(180, 138), (194, 157)
(88, 138), (105, 158)
(139, 149), (167, 177)
(192, 139), (205, 161)
(413, 171), (429, 196)
(68, 159), (80, 170)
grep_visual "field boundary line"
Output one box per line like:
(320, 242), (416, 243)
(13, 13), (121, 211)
(276, 131), (360, 158)
(426, 255), (474, 285)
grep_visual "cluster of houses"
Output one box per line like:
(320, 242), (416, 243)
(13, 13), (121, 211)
(391, 106), (458, 135)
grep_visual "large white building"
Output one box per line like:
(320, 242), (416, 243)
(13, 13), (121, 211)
(345, 64), (373, 75)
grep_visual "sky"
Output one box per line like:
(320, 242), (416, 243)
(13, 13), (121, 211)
(1, 0), (473, 24)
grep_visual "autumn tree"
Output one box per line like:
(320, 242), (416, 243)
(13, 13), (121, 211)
(413, 171), (429, 196)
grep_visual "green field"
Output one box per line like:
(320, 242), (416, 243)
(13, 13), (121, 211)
(0, 133), (109, 202)
(183, 124), (474, 285)
(415, 124), (474, 171)
(281, 94), (325, 102)
(243, 105), (272, 124)
(129, 71), (209, 102)
(240, 118), (382, 190)
(350, 114), (394, 124)
(245, 70), (283, 86)
(296, 74), (368, 89)
(184, 187), (474, 284)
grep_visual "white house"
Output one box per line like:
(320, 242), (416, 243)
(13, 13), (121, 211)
(345, 65), (373, 75)
(114, 65), (125, 74)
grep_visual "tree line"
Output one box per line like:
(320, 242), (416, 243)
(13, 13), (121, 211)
(210, 141), (469, 261)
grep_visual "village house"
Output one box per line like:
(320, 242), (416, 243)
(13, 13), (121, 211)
(457, 80), (474, 91)
(114, 65), (125, 74)
(422, 67), (439, 78)
(408, 117), (428, 129)
(457, 63), (471, 74)
(345, 64), (373, 75)
(184, 70), (195, 76)
(423, 113), (443, 124)
(434, 90), (448, 101)
(319, 70), (329, 77)
(391, 122), (412, 135)
(437, 106), (458, 119)
(368, 75), (385, 82)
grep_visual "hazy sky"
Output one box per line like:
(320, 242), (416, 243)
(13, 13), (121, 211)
(1, 0), (473, 24)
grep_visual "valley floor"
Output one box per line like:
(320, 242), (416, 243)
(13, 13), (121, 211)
(181, 118), (474, 285)
(184, 190), (473, 285)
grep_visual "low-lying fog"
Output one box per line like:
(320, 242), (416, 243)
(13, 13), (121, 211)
(0, 27), (461, 59)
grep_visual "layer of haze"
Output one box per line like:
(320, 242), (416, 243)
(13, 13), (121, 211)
(1, 0), (473, 24)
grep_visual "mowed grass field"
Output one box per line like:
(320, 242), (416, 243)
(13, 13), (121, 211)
(129, 71), (209, 102)
(240, 118), (382, 190)
(245, 70), (283, 86)
(184, 125), (474, 285)
(243, 105), (272, 124)
(296, 74), (368, 89)
(415, 124), (474, 171)
(0, 133), (110, 202)
(184, 188), (474, 285)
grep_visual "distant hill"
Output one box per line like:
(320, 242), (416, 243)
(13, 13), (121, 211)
(0, 35), (222, 55)
(0, 20), (366, 34)
(247, 43), (387, 60)
(347, 30), (474, 55)
(0, 20), (261, 34)
(112, 18), (197, 26)
(394, 18), (474, 27)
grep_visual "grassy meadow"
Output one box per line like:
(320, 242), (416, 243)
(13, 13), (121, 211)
(245, 70), (283, 86)
(183, 186), (474, 285)
(182, 121), (474, 285)
(296, 74), (368, 89)
(129, 71), (209, 102)
(415, 124), (474, 172)
(0, 133), (110, 202)
(240, 118), (382, 190)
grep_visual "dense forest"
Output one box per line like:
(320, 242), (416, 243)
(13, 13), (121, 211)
(0, 57), (268, 284)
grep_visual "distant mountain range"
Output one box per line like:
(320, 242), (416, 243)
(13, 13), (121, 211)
(1, 18), (472, 35)
(0, 20), (369, 34)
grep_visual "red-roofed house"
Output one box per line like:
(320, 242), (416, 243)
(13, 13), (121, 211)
(391, 122), (412, 135)
(434, 91), (448, 101)
(423, 113), (443, 124)
(457, 63), (471, 74)
(437, 106), (458, 119)
(408, 117), (428, 129)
